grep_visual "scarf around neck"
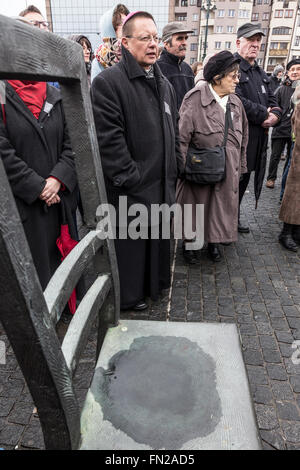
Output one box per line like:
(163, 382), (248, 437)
(95, 37), (121, 69)
(7, 80), (46, 119)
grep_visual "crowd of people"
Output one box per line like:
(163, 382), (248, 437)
(1, 4), (300, 316)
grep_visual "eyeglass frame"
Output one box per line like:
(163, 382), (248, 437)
(29, 20), (50, 29)
(125, 35), (161, 44)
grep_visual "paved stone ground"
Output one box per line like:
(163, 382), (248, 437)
(1, 157), (300, 450)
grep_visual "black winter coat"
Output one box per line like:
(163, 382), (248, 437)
(157, 49), (194, 110)
(234, 53), (282, 171)
(272, 80), (294, 139)
(0, 83), (77, 290)
(269, 75), (282, 94)
(91, 47), (183, 213)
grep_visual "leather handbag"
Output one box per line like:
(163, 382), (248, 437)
(185, 101), (232, 185)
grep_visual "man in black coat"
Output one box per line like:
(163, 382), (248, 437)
(91, 11), (183, 311)
(266, 59), (300, 188)
(157, 21), (194, 110)
(234, 23), (282, 232)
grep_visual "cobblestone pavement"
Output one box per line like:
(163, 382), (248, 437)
(1, 158), (300, 450)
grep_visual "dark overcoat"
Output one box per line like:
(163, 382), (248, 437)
(234, 53), (281, 172)
(0, 83), (77, 290)
(272, 80), (294, 139)
(91, 46), (183, 213)
(157, 48), (195, 110)
(176, 83), (248, 243)
(279, 103), (300, 225)
(91, 47), (183, 309)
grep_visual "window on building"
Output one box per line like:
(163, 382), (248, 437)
(285, 10), (293, 18)
(215, 41), (221, 49)
(216, 26), (223, 33)
(272, 27), (292, 35)
(262, 12), (269, 20)
(175, 14), (187, 21)
(175, 0), (179, 6)
(257, 0), (262, 4)
(190, 43), (198, 51)
(181, 0), (188, 6)
(260, 43), (265, 51)
(274, 10), (283, 18)
(227, 25), (234, 33)
(193, 14), (199, 21)
(262, 28), (268, 35)
(279, 42), (288, 50)
(190, 0), (197, 4)
(191, 29), (198, 35)
(264, 0), (269, 3)
(218, 9), (225, 17)
(257, 58), (263, 65)
(228, 9), (235, 17)
(225, 41), (231, 49)
(190, 57), (196, 65)
(238, 9), (250, 18)
(283, 0), (289, 7)
(252, 13), (259, 21)
(270, 42), (279, 49)
(295, 36), (300, 46)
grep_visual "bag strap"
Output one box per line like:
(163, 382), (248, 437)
(222, 101), (233, 148)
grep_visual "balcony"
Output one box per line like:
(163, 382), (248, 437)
(269, 49), (289, 57)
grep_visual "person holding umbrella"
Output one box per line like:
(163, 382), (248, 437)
(234, 23), (282, 232)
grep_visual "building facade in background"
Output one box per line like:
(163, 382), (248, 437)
(45, 0), (169, 51)
(45, 0), (300, 71)
(169, 0), (300, 71)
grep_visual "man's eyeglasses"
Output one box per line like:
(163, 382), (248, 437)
(126, 35), (160, 44)
(29, 20), (49, 29)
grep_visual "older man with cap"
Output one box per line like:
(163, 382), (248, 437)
(234, 23), (282, 232)
(157, 21), (194, 109)
(91, 11), (183, 311)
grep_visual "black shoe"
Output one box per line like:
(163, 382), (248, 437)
(279, 223), (298, 252)
(182, 244), (198, 264)
(238, 222), (250, 233)
(133, 300), (148, 311)
(292, 225), (300, 245)
(208, 243), (222, 262)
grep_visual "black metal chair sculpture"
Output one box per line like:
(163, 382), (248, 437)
(0, 16), (261, 450)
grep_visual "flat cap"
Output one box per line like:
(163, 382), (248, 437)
(203, 50), (240, 82)
(237, 23), (265, 39)
(287, 59), (300, 70)
(162, 21), (193, 42)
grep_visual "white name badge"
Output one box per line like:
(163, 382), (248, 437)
(261, 85), (266, 94)
(164, 101), (171, 115)
(44, 102), (53, 114)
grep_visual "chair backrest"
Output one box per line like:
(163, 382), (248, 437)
(0, 15), (120, 449)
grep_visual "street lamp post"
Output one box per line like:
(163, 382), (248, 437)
(201, 0), (217, 61)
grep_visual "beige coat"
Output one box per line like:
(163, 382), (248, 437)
(176, 82), (248, 243)
(279, 103), (300, 225)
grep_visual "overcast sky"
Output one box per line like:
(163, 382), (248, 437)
(0, 0), (46, 18)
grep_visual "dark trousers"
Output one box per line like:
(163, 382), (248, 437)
(239, 172), (251, 209)
(115, 236), (171, 310)
(267, 137), (292, 181)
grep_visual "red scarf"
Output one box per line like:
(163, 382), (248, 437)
(7, 80), (46, 119)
